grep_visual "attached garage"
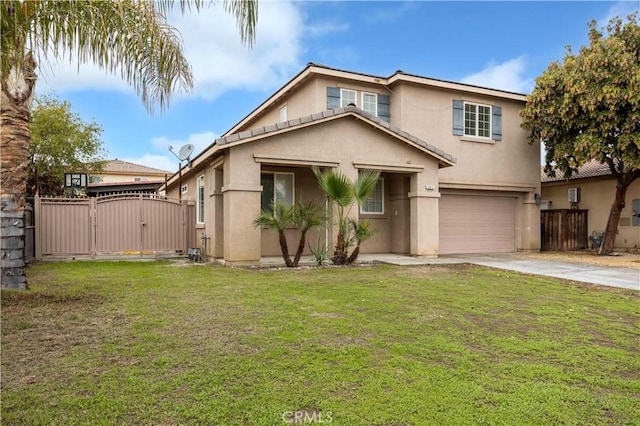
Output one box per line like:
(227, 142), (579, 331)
(439, 194), (516, 254)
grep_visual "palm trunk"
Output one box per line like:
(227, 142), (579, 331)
(292, 230), (307, 267)
(346, 245), (360, 265)
(599, 176), (635, 255)
(1, 52), (37, 289)
(331, 231), (347, 265)
(278, 231), (293, 267)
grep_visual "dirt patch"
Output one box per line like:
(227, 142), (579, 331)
(517, 250), (640, 269)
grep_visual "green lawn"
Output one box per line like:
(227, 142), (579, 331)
(2, 261), (639, 425)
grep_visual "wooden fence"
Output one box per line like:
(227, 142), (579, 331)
(541, 209), (588, 251)
(34, 194), (193, 259)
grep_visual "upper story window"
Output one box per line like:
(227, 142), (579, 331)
(327, 87), (390, 122)
(196, 175), (205, 223)
(361, 177), (384, 214)
(340, 89), (356, 107)
(452, 99), (502, 141)
(280, 106), (287, 122)
(465, 102), (491, 138)
(261, 172), (294, 213)
(362, 92), (377, 116)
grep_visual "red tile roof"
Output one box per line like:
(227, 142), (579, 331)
(104, 159), (171, 175)
(541, 160), (613, 183)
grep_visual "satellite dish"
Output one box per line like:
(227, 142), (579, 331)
(178, 144), (194, 161)
(168, 143), (195, 168)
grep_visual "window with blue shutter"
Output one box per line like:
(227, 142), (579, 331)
(452, 100), (464, 136)
(327, 87), (340, 109)
(453, 100), (502, 141)
(378, 94), (390, 122)
(492, 105), (502, 141)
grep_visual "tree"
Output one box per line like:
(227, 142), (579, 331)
(312, 167), (380, 265)
(0, 0), (257, 289)
(254, 201), (323, 268)
(28, 95), (107, 196)
(520, 14), (640, 255)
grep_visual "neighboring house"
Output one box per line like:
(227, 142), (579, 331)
(162, 63), (541, 264)
(541, 161), (640, 249)
(87, 159), (172, 196)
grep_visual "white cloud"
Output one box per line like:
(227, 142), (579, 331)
(461, 56), (533, 93)
(599, 2), (639, 27)
(151, 131), (217, 157)
(36, 1), (306, 99)
(121, 154), (177, 175)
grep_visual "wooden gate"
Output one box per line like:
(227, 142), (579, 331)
(35, 194), (190, 258)
(541, 209), (588, 251)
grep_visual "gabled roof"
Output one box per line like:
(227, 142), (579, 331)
(541, 160), (613, 183)
(163, 106), (456, 190)
(215, 105), (456, 166)
(103, 159), (171, 176)
(224, 62), (527, 137)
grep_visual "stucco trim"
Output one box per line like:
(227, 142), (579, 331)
(440, 181), (536, 193)
(352, 161), (424, 173)
(254, 154), (340, 168)
(210, 156), (225, 170)
(408, 191), (441, 198)
(221, 184), (263, 193)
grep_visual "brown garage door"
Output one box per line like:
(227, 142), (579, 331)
(439, 195), (516, 254)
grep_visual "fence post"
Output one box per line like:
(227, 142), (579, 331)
(34, 195), (41, 260)
(182, 200), (188, 255)
(90, 197), (97, 258)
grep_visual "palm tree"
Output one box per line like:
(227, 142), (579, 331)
(312, 167), (380, 265)
(254, 201), (323, 268)
(291, 201), (324, 267)
(0, 0), (257, 289)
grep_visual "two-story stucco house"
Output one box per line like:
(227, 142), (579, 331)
(162, 63), (541, 264)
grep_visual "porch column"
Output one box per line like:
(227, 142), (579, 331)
(211, 167), (224, 258)
(520, 192), (541, 252)
(222, 150), (261, 265)
(409, 171), (440, 257)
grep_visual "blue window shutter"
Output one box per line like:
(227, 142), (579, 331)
(377, 94), (390, 121)
(327, 87), (340, 109)
(492, 105), (502, 141)
(632, 199), (640, 226)
(452, 99), (464, 136)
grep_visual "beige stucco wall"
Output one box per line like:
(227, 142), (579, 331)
(233, 74), (539, 194)
(542, 178), (640, 249)
(391, 83), (539, 190)
(217, 116), (441, 262)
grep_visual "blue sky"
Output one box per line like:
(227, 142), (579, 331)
(36, 1), (640, 172)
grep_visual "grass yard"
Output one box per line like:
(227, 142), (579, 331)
(2, 261), (639, 425)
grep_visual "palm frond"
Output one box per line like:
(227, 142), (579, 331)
(1, 0), (257, 113)
(353, 169), (380, 206)
(312, 167), (354, 207)
(253, 203), (294, 232)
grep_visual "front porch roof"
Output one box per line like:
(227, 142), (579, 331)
(215, 105), (457, 167)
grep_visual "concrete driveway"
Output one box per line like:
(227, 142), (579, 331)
(445, 254), (639, 291)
